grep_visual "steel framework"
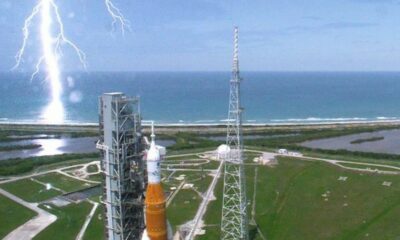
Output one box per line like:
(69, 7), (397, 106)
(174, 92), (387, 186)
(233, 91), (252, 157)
(221, 27), (249, 240)
(97, 93), (146, 240)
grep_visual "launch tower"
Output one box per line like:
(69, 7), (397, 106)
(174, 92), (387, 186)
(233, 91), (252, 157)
(97, 93), (146, 240)
(221, 27), (249, 240)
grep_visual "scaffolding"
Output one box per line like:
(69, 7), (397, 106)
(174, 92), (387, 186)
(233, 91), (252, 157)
(97, 93), (146, 240)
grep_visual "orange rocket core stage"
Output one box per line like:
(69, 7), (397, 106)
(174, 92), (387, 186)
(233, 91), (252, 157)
(145, 183), (167, 240)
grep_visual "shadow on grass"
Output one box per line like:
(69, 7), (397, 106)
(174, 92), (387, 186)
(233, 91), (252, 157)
(249, 225), (259, 240)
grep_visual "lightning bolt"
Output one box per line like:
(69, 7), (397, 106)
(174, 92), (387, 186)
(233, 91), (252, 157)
(13, 0), (87, 123)
(12, 3), (41, 72)
(104, 0), (131, 35)
(13, 0), (129, 124)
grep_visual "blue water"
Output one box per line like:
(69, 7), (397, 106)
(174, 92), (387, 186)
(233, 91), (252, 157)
(1, 71), (400, 124)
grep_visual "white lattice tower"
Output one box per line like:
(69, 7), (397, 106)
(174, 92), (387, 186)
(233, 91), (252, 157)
(221, 27), (249, 240)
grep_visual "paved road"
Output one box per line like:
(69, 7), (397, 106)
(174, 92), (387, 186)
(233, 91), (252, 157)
(166, 181), (185, 207)
(0, 188), (57, 240)
(246, 149), (400, 174)
(165, 152), (205, 159)
(0, 160), (100, 239)
(0, 160), (101, 185)
(75, 201), (99, 240)
(185, 159), (224, 240)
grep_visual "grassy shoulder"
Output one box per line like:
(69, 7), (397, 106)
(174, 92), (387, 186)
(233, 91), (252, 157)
(34, 158), (98, 172)
(196, 172), (224, 240)
(1, 178), (62, 202)
(166, 132), (220, 152)
(86, 164), (98, 173)
(0, 126), (97, 142)
(33, 201), (92, 240)
(0, 193), (37, 239)
(34, 173), (97, 192)
(0, 172), (97, 203)
(82, 204), (105, 240)
(0, 153), (99, 176)
(336, 162), (400, 172)
(199, 156), (400, 240)
(167, 189), (201, 232)
(300, 150), (400, 167)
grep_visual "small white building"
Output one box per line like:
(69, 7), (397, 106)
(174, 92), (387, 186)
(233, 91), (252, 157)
(278, 149), (288, 154)
(260, 152), (278, 165)
(277, 149), (303, 157)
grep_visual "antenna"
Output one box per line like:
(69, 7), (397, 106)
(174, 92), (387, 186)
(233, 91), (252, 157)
(232, 26), (239, 75)
(221, 26), (249, 240)
(151, 121), (155, 142)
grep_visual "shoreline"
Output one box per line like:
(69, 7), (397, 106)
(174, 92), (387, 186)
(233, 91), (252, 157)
(1, 119), (400, 126)
(1, 120), (400, 134)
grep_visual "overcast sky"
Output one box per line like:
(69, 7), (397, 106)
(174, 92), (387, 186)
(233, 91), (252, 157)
(1, 0), (400, 71)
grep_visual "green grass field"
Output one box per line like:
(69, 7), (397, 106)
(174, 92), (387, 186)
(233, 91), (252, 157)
(0, 194), (37, 238)
(167, 189), (201, 232)
(86, 164), (98, 173)
(3, 126), (400, 239)
(337, 162), (400, 172)
(34, 173), (95, 192)
(1, 179), (62, 202)
(87, 173), (103, 182)
(199, 157), (400, 240)
(0, 153), (99, 176)
(83, 204), (105, 240)
(34, 158), (98, 172)
(304, 150), (400, 167)
(33, 202), (92, 240)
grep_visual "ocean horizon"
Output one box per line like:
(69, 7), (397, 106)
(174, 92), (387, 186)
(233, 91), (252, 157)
(1, 71), (400, 125)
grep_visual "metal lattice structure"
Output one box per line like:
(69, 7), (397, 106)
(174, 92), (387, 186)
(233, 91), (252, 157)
(97, 93), (146, 240)
(221, 27), (249, 240)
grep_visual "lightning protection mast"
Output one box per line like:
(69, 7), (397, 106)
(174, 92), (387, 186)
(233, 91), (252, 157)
(221, 27), (249, 240)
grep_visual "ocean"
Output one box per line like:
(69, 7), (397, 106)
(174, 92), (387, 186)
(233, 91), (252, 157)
(1, 71), (400, 125)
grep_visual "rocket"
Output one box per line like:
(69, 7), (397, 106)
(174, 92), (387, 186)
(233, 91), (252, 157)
(144, 123), (168, 240)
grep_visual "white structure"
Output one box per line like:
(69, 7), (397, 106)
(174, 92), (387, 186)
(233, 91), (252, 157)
(278, 149), (288, 154)
(277, 149), (303, 157)
(288, 151), (303, 157)
(97, 93), (145, 240)
(221, 27), (249, 240)
(261, 153), (277, 165)
(217, 144), (231, 160)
